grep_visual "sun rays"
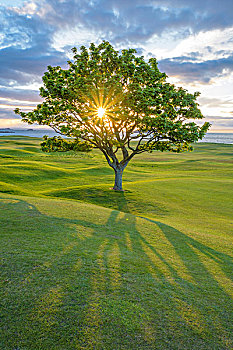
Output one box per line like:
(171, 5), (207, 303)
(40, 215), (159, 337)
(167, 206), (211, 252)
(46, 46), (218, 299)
(79, 84), (124, 123)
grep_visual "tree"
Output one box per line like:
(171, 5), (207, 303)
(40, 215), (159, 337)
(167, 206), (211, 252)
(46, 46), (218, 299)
(15, 41), (210, 191)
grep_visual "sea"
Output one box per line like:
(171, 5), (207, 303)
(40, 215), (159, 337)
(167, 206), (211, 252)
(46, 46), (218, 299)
(198, 133), (233, 145)
(0, 129), (233, 144)
(0, 128), (60, 138)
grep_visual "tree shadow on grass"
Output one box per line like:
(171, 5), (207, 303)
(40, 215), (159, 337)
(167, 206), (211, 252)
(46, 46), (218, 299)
(49, 186), (169, 217)
(143, 218), (233, 284)
(0, 195), (232, 350)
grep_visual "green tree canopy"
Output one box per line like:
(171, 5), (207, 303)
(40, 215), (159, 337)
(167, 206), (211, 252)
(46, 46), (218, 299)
(15, 41), (210, 190)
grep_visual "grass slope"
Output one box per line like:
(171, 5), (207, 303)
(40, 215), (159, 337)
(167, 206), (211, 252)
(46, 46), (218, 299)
(0, 136), (233, 349)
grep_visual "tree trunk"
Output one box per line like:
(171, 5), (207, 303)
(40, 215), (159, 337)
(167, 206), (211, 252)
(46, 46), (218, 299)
(113, 167), (123, 191)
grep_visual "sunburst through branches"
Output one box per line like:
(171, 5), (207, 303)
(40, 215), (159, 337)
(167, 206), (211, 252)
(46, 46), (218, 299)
(81, 84), (124, 123)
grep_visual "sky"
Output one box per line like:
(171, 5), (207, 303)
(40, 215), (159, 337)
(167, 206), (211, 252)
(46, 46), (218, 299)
(0, 0), (233, 132)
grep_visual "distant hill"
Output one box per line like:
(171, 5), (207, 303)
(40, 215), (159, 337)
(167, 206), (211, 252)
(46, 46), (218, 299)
(0, 128), (15, 133)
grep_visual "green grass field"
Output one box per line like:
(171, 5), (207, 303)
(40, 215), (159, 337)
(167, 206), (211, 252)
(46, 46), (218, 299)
(0, 136), (232, 349)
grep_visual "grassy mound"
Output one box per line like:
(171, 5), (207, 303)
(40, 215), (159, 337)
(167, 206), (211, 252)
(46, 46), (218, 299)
(0, 136), (233, 349)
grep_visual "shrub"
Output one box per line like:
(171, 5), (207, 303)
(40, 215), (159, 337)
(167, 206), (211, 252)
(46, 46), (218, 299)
(41, 136), (92, 153)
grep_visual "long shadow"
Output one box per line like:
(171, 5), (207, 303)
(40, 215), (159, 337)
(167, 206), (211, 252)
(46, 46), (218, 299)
(142, 217), (233, 284)
(94, 193), (233, 349)
(0, 195), (232, 349)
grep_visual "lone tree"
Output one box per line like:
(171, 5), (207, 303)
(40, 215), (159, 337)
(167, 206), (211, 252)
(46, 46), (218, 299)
(15, 41), (210, 191)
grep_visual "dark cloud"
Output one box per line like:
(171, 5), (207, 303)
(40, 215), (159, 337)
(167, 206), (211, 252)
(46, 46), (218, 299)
(210, 119), (233, 127)
(0, 4), (66, 88)
(0, 109), (21, 119)
(0, 88), (42, 102)
(158, 55), (233, 83)
(151, 0), (233, 32)
(203, 115), (233, 129)
(38, 0), (233, 42)
(37, 0), (194, 42)
(0, 45), (66, 86)
(164, 55), (200, 64)
(0, 99), (37, 108)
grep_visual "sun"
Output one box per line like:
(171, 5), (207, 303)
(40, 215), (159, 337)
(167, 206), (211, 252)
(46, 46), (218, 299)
(97, 107), (105, 118)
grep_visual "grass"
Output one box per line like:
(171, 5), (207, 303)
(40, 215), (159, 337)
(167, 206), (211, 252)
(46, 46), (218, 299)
(0, 136), (233, 349)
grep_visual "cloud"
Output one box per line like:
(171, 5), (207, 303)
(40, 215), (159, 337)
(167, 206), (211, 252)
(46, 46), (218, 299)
(0, 45), (66, 86)
(31, 0), (233, 45)
(198, 97), (233, 108)
(41, 0), (195, 44)
(151, 0), (233, 33)
(0, 3), (66, 88)
(210, 119), (233, 128)
(0, 108), (21, 119)
(0, 0), (233, 131)
(158, 55), (233, 83)
(2, 0), (233, 50)
(1, 0), (233, 87)
(0, 88), (42, 102)
(203, 115), (233, 130)
(205, 115), (233, 121)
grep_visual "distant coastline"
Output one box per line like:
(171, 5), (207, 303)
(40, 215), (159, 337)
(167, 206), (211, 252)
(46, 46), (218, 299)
(0, 129), (233, 144)
(0, 128), (15, 134)
(0, 128), (58, 138)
